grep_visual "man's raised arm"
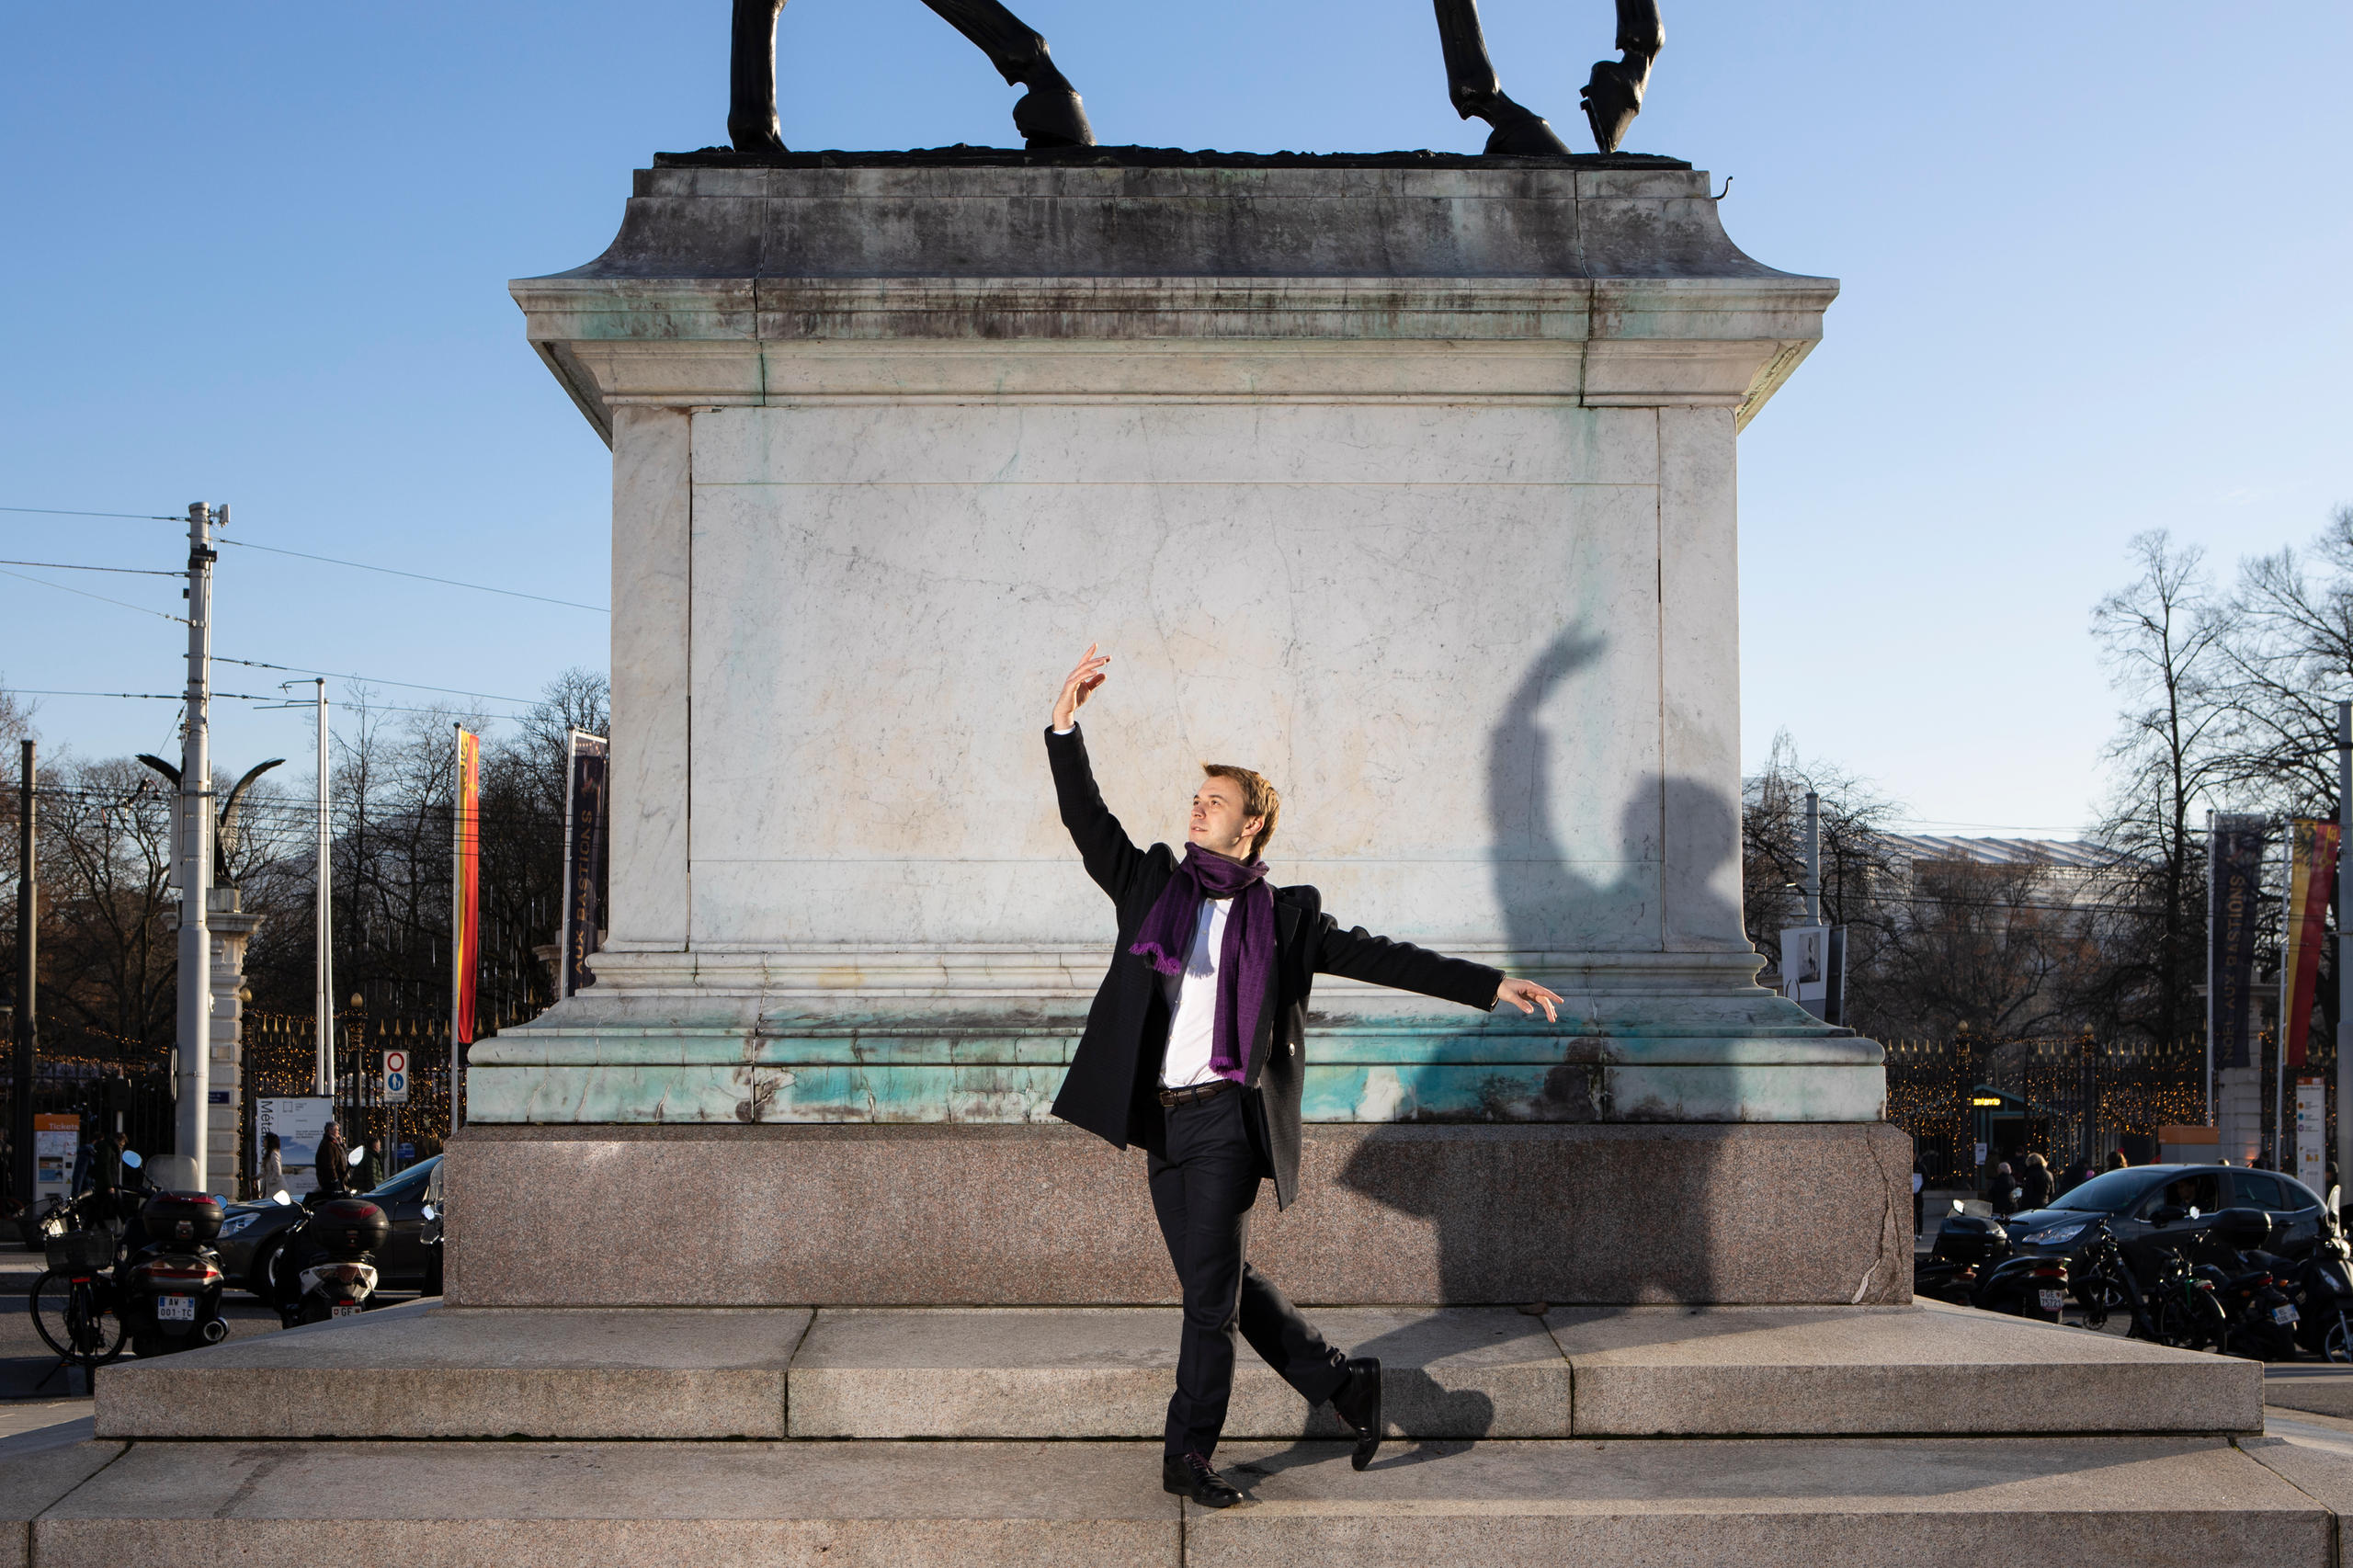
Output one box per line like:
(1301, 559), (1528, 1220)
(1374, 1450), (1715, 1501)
(1046, 643), (1148, 902)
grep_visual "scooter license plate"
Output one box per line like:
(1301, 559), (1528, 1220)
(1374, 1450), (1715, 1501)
(156, 1295), (195, 1323)
(2038, 1290), (2066, 1313)
(331, 1303), (360, 1318)
(2275, 1304), (2302, 1325)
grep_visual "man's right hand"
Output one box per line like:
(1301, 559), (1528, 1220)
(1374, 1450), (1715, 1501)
(1053, 643), (1110, 730)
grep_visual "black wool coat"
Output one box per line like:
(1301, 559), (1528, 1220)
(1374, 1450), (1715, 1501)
(1045, 725), (1503, 1209)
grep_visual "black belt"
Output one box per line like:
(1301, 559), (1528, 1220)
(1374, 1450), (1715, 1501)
(1157, 1079), (1235, 1108)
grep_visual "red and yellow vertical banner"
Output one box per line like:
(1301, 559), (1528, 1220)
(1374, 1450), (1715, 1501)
(2284, 817), (2340, 1067)
(452, 726), (482, 1047)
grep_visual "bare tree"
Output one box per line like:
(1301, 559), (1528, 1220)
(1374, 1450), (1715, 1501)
(1858, 856), (2101, 1042)
(2086, 529), (2227, 1045)
(1742, 730), (1904, 1027)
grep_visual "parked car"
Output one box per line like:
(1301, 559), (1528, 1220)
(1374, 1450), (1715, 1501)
(215, 1154), (441, 1297)
(2000, 1164), (2333, 1282)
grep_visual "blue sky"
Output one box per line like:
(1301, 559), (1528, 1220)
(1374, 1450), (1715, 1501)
(2, 1), (2347, 835)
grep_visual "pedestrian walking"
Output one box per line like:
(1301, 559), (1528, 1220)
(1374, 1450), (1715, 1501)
(353, 1137), (383, 1192)
(257, 1132), (286, 1199)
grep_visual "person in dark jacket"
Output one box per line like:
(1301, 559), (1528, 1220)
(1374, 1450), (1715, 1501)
(1043, 644), (1562, 1508)
(351, 1138), (383, 1193)
(2018, 1152), (2054, 1210)
(315, 1121), (349, 1194)
(1986, 1160), (2020, 1217)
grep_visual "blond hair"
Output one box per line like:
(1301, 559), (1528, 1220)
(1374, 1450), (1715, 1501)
(1201, 763), (1279, 860)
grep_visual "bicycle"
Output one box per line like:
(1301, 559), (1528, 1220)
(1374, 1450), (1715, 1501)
(2067, 1218), (2152, 1337)
(27, 1229), (131, 1371)
(2137, 1244), (2230, 1352)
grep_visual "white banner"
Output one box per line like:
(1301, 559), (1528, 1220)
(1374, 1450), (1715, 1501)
(256, 1096), (335, 1196)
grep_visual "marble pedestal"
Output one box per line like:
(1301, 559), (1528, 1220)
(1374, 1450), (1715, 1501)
(468, 149), (1875, 1304)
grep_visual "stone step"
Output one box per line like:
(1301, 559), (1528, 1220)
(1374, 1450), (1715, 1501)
(91, 1298), (2261, 1442)
(94, 1301), (813, 1439)
(6, 1434), (2335, 1568)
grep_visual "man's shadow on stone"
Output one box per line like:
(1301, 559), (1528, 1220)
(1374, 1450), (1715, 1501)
(1323, 624), (1747, 1316)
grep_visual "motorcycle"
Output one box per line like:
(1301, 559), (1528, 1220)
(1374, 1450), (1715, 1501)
(263, 1149), (392, 1325)
(120, 1176), (232, 1358)
(2189, 1208), (2302, 1361)
(1916, 1204), (2071, 1322)
(2286, 1185), (2353, 1360)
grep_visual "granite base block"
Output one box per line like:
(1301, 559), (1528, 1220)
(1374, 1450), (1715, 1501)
(445, 1121), (1912, 1308)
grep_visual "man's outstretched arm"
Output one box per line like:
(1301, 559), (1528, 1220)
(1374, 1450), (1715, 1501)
(1316, 918), (1564, 1021)
(1045, 643), (1149, 903)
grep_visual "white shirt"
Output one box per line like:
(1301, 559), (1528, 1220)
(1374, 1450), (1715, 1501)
(1161, 895), (1233, 1088)
(1052, 722), (1233, 1088)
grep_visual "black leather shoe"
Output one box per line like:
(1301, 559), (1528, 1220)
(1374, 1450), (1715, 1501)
(1163, 1452), (1243, 1508)
(1330, 1357), (1382, 1471)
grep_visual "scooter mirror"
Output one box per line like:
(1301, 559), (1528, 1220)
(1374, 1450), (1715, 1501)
(120, 1150), (142, 1170)
(1951, 1199), (1964, 1213)
(2332, 1185), (2343, 1213)
(2188, 1206), (2201, 1220)
(421, 1203), (437, 1221)
(347, 1148), (367, 1167)
(271, 1189), (293, 1206)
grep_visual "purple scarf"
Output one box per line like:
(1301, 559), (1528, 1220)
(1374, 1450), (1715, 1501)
(1130, 844), (1276, 1082)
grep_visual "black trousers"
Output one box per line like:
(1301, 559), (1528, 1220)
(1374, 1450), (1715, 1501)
(1146, 1087), (1349, 1459)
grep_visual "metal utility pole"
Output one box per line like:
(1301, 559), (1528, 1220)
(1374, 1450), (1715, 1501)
(2337, 701), (2350, 1202)
(1802, 790), (1824, 926)
(11, 740), (35, 1204)
(175, 502), (219, 1191)
(313, 680), (333, 1096)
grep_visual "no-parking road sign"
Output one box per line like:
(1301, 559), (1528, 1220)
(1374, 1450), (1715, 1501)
(382, 1048), (410, 1105)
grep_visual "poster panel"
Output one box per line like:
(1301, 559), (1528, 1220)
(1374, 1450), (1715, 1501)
(33, 1113), (78, 1205)
(2296, 1077), (2328, 1194)
(256, 1096), (335, 1196)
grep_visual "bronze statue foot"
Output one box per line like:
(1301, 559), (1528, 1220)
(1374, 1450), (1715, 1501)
(728, 113), (788, 155)
(1580, 60), (1646, 153)
(1454, 87), (1570, 157)
(1483, 113), (1571, 156)
(1012, 79), (1095, 148)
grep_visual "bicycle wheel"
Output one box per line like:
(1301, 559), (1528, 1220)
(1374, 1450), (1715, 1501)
(2153, 1291), (2223, 1352)
(2074, 1267), (2137, 1332)
(28, 1269), (129, 1365)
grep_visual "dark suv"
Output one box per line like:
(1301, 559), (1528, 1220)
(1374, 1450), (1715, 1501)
(2001, 1164), (2332, 1278)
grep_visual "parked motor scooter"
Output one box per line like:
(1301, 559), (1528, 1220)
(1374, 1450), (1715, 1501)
(1916, 1203), (2071, 1322)
(263, 1148), (391, 1325)
(2286, 1186), (2353, 1360)
(2191, 1208), (2302, 1361)
(118, 1154), (232, 1358)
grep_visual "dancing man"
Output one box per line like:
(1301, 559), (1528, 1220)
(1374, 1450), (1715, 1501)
(1043, 643), (1563, 1506)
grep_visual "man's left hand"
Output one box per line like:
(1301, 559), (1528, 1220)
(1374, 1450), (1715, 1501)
(1495, 977), (1563, 1022)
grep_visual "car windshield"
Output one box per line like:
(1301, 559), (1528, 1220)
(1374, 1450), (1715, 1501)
(363, 1155), (439, 1202)
(2050, 1168), (2165, 1213)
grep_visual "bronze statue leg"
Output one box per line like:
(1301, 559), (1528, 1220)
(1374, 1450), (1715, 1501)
(729, 0), (789, 153)
(1430, 0), (1569, 156)
(1580, 0), (1663, 153)
(728, 0), (1094, 154)
(917, 0), (1095, 147)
